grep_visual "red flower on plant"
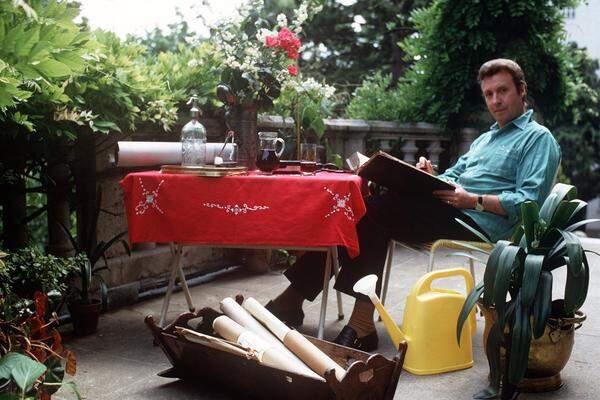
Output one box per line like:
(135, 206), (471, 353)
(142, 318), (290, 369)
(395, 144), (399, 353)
(287, 64), (298, 76)
(265, 35), (278, 48)
(264, 27), (301, 60)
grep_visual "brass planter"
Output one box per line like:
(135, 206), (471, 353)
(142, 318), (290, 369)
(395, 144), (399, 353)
(479, 302), (585, 392)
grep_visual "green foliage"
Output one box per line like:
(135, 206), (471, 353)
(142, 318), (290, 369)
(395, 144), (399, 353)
(0, 352), (81, 400)
(133, 10), (195, 56)
(64, 29), (179, 134)
(455, 183), (599, 398)
(553, 43), (600, 200)
(153, 42), (223, 113)
(396, 0), (579, 128)
(301, 0), (430, 86)
(0, 0), (88, 133)
(0, 247), (81, 300)
(346, 73), (403, 121)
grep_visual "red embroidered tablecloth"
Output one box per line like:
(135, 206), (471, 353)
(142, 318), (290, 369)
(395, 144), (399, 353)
(120, 171), (367, 258)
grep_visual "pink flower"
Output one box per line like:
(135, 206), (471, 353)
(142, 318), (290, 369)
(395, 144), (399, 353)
(265, 35), (278, 47)
(287, 64), (298, 76)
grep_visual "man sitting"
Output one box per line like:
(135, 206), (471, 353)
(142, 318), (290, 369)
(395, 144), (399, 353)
(266, 58), (561, 351)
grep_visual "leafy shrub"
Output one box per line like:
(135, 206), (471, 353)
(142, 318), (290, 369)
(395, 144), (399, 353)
(0, 247), (81, 300)
(346, 73), (404, 121)
(154, 42), (223, 114)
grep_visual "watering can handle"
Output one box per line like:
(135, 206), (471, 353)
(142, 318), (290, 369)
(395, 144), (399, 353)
(415, 268), (474, 297)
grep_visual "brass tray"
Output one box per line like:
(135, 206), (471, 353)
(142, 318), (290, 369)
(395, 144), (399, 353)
(160, 164), (247, 177)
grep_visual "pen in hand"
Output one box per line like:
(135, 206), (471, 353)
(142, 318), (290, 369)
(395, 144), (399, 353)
(416, 157), (438, 173)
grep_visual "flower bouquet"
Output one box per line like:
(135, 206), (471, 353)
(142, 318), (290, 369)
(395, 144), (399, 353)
(212, 0), (323, 110)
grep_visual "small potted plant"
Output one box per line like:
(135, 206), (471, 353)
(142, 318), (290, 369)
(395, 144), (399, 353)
(60, 190), (129, 336)
(455, 183), (599, 399)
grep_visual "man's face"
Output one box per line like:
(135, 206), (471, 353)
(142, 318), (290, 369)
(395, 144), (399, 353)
(480, 70), (526, 128)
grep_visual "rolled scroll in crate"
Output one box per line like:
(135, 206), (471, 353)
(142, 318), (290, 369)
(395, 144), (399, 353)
(243, 297), (346, 382)
(146, 306), (407, 400)
(213, 315), (323, 381)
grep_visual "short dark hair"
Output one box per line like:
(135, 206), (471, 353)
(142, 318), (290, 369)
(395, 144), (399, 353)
(477, 59), (526, 91)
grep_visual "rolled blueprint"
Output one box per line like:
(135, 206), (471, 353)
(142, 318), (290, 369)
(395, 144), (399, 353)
(176, 327), (251, 358)
(220, 297), (315, 377)
(213, 316), (323, 381)
(115, 141), (236, 167)
(243, 297), (346, 382)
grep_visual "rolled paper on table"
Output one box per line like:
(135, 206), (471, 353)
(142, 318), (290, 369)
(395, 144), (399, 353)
(242, 297), (346, 382)
(213, 316), (323, 381)
(219, 298), (313, 376)
(115, 141), (236, 167)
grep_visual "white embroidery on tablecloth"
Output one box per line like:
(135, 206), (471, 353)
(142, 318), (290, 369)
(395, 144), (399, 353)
(323, 186), (354, 221)
(203, 202), (269, 215)
(135, 178), (165, 215)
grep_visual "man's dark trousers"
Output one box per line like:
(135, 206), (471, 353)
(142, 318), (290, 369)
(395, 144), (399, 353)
(284, 192), (485, 301)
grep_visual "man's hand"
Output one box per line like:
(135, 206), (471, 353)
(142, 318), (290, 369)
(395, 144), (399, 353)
(416, 156), (436, 175)
(433, 186), (476, 209)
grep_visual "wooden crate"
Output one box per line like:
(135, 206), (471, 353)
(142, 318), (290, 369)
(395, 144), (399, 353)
(146, 306), (407, 400)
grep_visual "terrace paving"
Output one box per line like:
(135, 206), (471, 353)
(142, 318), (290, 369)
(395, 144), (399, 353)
(56, 238), (600, 399)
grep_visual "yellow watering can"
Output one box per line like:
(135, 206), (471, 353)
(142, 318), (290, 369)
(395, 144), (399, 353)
(353, 268), (475, 375)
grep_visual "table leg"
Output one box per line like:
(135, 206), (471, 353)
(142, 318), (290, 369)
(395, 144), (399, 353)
(331, 246), (344, 320)
(176, 246), (195, 312)
(317, 248), (333, 339)
(159, 243), (183, 327)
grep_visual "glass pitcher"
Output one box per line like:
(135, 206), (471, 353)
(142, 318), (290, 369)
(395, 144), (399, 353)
(256, 131), (285, 173)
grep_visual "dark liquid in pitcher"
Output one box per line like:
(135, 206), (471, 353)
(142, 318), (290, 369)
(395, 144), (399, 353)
(256, 149), (280, 172)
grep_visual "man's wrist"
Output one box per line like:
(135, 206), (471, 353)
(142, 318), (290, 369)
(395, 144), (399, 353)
(469, 193), (478, 209)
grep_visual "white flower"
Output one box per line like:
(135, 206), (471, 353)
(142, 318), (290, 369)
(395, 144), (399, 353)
(277, 13), (288, 28)
(256, 28), (274, 43)
(187, 59), (199, 68)
(293, 3), (308, 27)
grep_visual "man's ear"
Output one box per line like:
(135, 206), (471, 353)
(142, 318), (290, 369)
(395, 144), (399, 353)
(519, 82), (527, 100)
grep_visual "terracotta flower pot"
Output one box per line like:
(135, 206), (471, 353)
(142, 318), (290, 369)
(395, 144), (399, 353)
(479, 301), (586, 392)
(68, 300), (102, 336)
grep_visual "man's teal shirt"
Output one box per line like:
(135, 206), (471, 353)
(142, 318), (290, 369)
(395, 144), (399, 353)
(438, 109), (561, 241)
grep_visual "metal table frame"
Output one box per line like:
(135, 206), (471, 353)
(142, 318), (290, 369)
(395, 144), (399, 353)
(159, 243), (344, 339)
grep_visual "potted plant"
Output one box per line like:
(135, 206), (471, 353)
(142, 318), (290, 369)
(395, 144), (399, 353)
(455, 183), (599, 399)
(59, 190), (129, 336)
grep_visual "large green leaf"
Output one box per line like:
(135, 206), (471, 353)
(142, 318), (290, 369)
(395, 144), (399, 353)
(16, 26), (40, 58)
(508, 300), (532, 385)
(560, 231), (584, 278)
(33, 59), (71, 78)
(474, 321), (502, 399)
(532, 271), (552, 339)
(566, 218), (600, 233)
(482, 240), (510, 306)
(564, 252), (590, 314)
(456, 281), (484, 345)
(454, 217), (491, 243)
(539, 184), (577, 222)
(521, 201), (540, 251)
(521, 254), (544, 307)
(493, 245), (523, 330)
(550, 200), (585, 230)
(6, 353), (46, 392)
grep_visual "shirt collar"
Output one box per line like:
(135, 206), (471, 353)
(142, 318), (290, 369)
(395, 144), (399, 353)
(490, 109), (533, 132)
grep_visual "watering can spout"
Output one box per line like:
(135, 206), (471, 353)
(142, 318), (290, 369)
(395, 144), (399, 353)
(353, 275), (406, 349)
